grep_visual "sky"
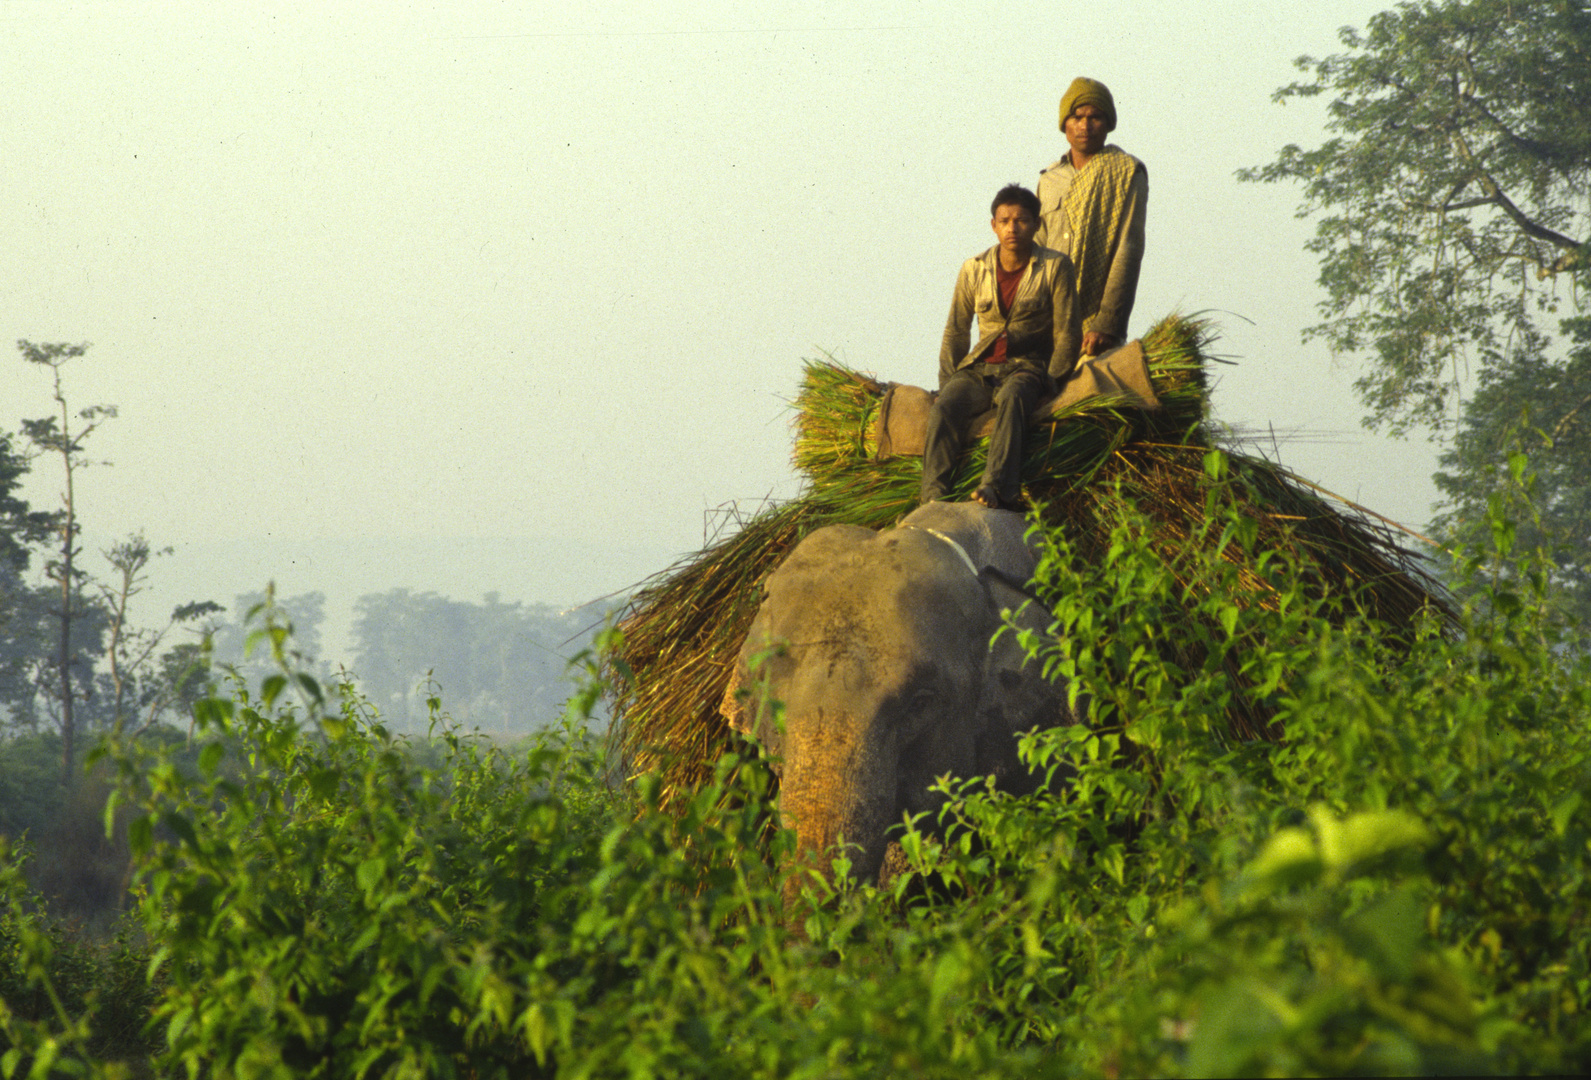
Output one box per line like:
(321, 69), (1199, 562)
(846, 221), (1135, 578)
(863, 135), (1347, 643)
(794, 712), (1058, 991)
(0, 0), (1446, 663)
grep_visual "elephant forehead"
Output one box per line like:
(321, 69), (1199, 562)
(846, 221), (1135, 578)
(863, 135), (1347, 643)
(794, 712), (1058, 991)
(766, 526), (986, 605)
(743, 526), (996, 693)
(758, 570), (988, 658)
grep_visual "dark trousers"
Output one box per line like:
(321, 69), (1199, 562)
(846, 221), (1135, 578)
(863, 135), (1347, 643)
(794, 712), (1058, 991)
(919, 363), (1050, 504)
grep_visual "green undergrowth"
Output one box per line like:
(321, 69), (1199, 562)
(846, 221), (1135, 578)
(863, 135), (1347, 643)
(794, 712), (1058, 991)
(2, 450), (1589, 1077)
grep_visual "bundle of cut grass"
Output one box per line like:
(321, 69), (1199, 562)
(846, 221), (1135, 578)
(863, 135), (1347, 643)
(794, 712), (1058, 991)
(612, 315), (1446, 810)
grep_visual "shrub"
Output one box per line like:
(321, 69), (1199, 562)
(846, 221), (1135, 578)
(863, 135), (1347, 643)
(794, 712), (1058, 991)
(879, 449), (1591, 1075)
(2, 456), (1589, 1076)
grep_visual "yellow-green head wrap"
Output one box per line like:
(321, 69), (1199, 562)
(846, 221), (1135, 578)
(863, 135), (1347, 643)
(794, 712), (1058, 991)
(1060, 77), (1117, 131)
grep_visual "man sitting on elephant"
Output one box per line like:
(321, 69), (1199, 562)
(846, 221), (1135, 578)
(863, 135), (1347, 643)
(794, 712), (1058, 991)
(920, 184), (1082, 511)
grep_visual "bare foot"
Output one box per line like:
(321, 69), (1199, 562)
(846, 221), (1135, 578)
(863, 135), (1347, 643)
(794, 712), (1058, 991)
(971, 485), (1000, 509)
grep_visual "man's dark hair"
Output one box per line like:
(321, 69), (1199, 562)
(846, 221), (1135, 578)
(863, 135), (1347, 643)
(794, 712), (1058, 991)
(990, 183), (1040, 219)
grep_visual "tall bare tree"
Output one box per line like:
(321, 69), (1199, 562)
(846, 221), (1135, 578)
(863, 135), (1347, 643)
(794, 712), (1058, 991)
(18, 340), (115, 783)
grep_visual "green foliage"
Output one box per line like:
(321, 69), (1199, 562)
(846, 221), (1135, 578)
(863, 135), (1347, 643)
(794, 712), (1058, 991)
(0, 727), (192, 929)
(1432, 317), (1591, 626)
(890, 451), (1591, 1074)
(3, 470), (1591, 1074)
(1242, 0), (1591, 435)
(0, 430), (47, 732)
(0, 839), (155, 1077)
(0, 431), (51, 581)
(0, 430), (53, 725)
(104, 664), (620, 1074)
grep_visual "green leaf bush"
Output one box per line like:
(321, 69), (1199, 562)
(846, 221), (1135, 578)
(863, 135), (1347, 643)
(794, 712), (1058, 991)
(3, 456), (1590, 1076)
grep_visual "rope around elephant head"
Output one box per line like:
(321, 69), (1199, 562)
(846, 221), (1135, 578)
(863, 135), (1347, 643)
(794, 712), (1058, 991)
(901, 524), (980, 577)
(898, 522), (1047, 608)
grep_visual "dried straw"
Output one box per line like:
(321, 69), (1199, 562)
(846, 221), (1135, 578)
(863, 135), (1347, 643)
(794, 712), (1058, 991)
(611, 315), (1446, 809)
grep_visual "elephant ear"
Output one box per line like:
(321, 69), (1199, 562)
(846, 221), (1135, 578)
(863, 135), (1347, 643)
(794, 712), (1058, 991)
(968, 572), (1078, 793)
(719, 662), (753, 736)
(983, 573), (1048, 637)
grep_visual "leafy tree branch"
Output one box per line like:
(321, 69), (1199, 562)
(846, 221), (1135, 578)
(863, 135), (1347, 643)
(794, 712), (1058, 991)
(1241, 0), (1591, 435)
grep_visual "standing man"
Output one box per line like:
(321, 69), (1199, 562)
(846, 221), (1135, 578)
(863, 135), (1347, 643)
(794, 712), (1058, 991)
(920, 184), (1081, 510)
(1037, 77), (1147, 358)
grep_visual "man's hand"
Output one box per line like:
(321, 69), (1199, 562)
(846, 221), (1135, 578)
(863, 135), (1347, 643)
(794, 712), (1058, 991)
(1080, 331), (1119, 356)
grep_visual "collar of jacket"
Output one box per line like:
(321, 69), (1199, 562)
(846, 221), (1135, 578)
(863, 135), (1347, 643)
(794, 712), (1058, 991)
(976, 243), (1063, 280)
(1039, 143), (1129, 178)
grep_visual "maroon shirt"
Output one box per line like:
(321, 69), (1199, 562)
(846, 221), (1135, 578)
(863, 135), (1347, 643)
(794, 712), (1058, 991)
(987, 259), (1027, 364)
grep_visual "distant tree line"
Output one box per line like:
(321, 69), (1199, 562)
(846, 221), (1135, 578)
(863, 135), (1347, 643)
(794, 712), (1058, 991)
(0, 341), (612, 792)
(346, 589), (610, 734)
(204, 589), (610, 735)
(0, 342), (612, 926)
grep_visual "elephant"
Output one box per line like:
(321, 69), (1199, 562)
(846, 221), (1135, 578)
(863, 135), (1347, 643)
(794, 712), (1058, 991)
(721, 500), (1082, 888)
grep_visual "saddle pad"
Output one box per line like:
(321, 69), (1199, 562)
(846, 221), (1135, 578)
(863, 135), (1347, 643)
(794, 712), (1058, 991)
(873, 339), (1160, 460)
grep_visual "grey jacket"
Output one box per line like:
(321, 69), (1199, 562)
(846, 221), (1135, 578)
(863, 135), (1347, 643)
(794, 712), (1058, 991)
(939, 244), (1082, 388)
(1035, 149), (1148, 342)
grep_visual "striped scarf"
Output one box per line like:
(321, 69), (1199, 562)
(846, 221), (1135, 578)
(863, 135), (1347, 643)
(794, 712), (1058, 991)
(1062, 145), (1138, 335)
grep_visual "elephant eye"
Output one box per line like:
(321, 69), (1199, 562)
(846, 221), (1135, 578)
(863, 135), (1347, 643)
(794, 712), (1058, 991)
(900, 678), (943, 716)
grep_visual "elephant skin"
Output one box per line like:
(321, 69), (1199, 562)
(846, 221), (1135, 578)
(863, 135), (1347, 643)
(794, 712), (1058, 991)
(722, 501), (1080, 887)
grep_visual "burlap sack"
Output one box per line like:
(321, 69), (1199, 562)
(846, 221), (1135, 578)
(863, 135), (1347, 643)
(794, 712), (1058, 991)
(873, 339), (1159, 460)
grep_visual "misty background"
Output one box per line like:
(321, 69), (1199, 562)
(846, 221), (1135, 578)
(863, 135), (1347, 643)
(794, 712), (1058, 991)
(0, 0), (1440, 724)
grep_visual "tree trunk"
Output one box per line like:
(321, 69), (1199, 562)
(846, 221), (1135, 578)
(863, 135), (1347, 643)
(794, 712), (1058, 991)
(58, 510), (74, 787)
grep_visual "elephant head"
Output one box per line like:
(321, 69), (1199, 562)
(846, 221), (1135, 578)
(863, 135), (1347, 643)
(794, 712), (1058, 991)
(723, 501), (1079, 887)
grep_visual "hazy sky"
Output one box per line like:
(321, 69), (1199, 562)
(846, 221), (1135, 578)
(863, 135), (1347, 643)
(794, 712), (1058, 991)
(1, 0), (1443, 660)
